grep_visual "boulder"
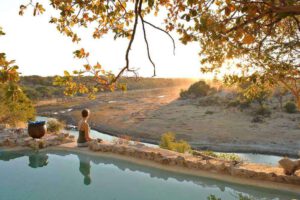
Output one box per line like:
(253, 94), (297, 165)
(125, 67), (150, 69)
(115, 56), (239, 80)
(69, 135), (75, 140)
(89, 140), (100, 151)
(279, 158), (300, 175)
(57, 133), (65, 141)
(175, 156), (186, 166)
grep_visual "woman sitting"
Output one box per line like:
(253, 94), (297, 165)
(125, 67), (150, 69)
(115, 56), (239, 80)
(77, 109), (92, 147)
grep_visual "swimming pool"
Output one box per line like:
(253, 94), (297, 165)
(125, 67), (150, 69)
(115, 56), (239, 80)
(0, 150), (298, 200)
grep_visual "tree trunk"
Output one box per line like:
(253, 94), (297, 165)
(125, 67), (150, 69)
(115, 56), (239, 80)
(279, 96), (283, 111)
(297, 97), (300, 111)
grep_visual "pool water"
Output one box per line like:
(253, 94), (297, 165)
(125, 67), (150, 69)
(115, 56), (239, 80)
(234, 153), (286, 166)
(0, 150), (298, 200)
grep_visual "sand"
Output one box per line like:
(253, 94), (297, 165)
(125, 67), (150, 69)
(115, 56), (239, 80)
(36, 87), (300, 157)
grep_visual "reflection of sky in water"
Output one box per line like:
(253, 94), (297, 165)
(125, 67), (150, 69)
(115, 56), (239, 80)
(36, 116), (292, 165)
(0, 151), (298, 200)
(235, 153), (286, 166)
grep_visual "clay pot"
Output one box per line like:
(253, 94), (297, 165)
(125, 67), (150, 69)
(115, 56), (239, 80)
(28, 121), (47, 139)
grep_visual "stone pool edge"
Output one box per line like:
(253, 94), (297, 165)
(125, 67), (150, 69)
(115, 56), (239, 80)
(2, 143), (299, 195)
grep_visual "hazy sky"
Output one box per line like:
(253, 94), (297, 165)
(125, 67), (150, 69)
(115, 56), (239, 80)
(0, 0), (209, 78)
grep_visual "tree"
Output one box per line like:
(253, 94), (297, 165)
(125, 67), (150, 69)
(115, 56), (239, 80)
(0, 27), (36, 126)
(273, 86), (289, 110)
(241, 83), (272, 109)
(15, 0), (300, 108)
(19, 0), (175, 98)
(165, 0), (300, 109)
(0, 28), (20, 84)
(0, 83), (35, 126)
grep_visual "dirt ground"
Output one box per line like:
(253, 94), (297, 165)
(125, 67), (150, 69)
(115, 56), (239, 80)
(37, 87), (300, 157)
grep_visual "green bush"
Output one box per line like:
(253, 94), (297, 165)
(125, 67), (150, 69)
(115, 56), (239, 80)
(255, 106), (271, 117)
(188, 81), (211, 97)
(227, 100), (251, 110)
(251, 116), (264, 123)
(159, 132), (175, 150)
(159, 132), (191, 153)
(47, 118), (65, 133)
(180, 80), (213, 99)
(226, 100), (240, 108)
(205, 110), (214, 115)
(179, 89), (189, 99)
(238, 100), (251, 110)
(173, 140), (191, 153)
(284, 102), (297, 113)
(198, 96), (221, 106)
(200, 151), (241, 161)
(217, 153), (241, 162)
(200, 150), (218, 157)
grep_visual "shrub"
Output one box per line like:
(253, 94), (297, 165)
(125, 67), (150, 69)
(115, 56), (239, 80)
(226, 100), (251, 110)
(201, 150), (218, 157)
(284, 102), (297, 113)
(251, 116), (264, 123)
(160, 132), (176, 150)
(205, 110), (214, 115)
(179, 89), (189, 99)
(198, 96), (221, 106)
(188, 80), (211, 97)
(255, 106), (271, 117)
(180, 80), (213, 99)
(201, 151), (241, 161)
(226, 100), (240, 108)
(172, 140), (191, 153)
(47, 118), (65, 133)
(217, 153), (241, 162)
(159, 132), (191, 153)
(238, 100), (251, 110)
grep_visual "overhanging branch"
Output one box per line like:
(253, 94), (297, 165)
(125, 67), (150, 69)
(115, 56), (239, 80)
(140, 16), (156, 76)
(143, 20), (176, 55)
(111, 0), (141, 83)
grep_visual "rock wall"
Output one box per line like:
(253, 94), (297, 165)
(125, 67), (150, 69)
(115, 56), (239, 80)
(1, 128), (300, 187)
(0, 128), (75, 149)
(89, 140), (300, 186)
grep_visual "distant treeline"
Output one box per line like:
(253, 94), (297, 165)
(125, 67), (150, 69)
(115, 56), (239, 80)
(20, 76), (195, 101)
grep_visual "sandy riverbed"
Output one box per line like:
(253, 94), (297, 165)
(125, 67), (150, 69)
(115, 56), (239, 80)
(36, 87), (300, 157)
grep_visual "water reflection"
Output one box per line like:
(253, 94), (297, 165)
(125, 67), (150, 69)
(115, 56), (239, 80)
(28, 154), (48, 168)
(0, 150), (298, 200)
(77, 154), (92, 185)
(0, 151), (49, 168)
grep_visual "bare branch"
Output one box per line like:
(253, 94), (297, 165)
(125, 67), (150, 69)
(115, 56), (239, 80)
(140, 16), (156, 76)
(143, 20), (176, 55)
(111, 0), (141, 83)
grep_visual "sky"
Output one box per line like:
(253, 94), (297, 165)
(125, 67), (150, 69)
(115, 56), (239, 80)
(0, 0), (211, 78)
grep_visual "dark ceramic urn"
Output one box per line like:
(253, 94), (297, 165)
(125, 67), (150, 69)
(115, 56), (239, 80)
(28, 121), (47, 139)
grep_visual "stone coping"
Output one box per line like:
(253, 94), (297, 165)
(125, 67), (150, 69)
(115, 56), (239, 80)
(2, 140), (300, 195)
